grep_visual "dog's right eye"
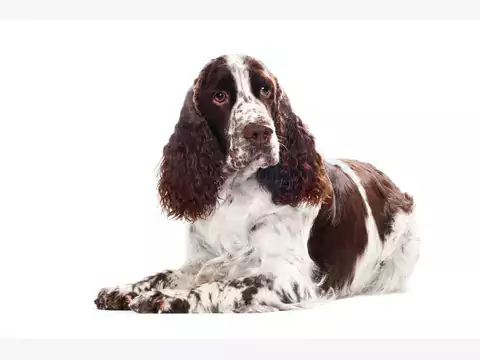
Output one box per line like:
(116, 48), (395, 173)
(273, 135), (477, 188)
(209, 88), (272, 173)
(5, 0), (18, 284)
(213, 91), (228, 104)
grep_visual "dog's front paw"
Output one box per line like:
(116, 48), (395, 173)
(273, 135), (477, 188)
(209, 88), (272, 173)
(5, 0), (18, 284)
(129, 289), (191, 314)
(94, 286), (137, 310)
(128, 289), (164, 313)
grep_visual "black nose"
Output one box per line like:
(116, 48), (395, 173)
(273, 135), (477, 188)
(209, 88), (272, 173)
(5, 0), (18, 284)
(243, 123), (273, 146)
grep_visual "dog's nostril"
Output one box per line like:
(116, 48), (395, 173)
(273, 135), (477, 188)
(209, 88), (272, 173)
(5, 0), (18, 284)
(244, 124), (273, 144)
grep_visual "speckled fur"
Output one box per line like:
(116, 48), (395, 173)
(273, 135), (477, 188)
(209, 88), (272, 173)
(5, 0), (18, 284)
(225, 55), (280, 170)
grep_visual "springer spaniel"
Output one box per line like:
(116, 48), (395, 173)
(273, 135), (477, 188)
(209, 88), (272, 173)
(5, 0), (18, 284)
(94, 54), (420, 313)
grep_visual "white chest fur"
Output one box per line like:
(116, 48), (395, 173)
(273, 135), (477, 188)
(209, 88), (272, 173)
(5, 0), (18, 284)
(191, 178), (274, 255)
(189, 177), (321, 272)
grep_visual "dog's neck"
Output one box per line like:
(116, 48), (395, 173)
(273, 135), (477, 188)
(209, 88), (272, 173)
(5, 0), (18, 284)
(217, 161), (264, 203)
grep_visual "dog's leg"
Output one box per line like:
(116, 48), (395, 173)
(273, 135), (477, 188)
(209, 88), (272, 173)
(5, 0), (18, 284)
(129, 274), (318, 313)
(94, 263), (201, 310)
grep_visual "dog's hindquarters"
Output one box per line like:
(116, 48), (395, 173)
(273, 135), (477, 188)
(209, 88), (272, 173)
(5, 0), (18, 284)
(308, 159), (421, 298)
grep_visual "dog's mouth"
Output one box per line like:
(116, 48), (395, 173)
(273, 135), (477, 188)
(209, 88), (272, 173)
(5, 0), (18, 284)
(258, 150), (280, 168)
(228, 146), (279, 171)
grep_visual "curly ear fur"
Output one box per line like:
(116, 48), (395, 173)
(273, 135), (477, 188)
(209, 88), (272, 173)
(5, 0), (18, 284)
(157, 88), (226, 222)
(257, 84), (332, 206)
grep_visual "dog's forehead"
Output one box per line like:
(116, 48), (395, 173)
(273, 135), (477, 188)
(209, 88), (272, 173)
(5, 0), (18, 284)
(224, 54), (267, 73)
(199, 55), (269, 87)
(225, 54), (247, 70)
(222, 55), (250, 96)
(202, 54), (265, 72)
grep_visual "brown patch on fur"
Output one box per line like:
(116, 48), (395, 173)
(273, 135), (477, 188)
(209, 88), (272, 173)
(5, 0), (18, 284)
(245, 56), (277, 109)
(158, 57), (237, 222)
(341, 159), (414, 241)
(158, 87), (227, 222)
(256, 74), (332, 207)
(308, 159), (415, 291)
(194, 57), (237, 153)
(308, 162), (369, 290)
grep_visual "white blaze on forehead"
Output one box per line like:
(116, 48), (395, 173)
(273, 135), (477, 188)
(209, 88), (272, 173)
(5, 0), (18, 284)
(225, 55), (254, 100)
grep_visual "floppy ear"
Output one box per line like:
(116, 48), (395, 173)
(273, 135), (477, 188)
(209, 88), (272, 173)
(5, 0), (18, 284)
(157, 88), (226, 222)
(257, 83), (332, 206)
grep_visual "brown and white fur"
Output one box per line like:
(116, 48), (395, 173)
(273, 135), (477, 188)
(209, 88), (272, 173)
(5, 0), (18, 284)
(94, 54), (420, 313)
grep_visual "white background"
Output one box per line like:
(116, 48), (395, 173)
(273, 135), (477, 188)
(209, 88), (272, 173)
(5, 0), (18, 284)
(1, 20), (479, 339)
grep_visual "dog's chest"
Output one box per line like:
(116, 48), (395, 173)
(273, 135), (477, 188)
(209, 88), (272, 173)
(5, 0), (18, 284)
(192, 178), (280, 255)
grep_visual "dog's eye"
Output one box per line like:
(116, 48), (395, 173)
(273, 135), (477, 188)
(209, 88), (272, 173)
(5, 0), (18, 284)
(260, 85), (271, 97)
(213, 91), (228, 104)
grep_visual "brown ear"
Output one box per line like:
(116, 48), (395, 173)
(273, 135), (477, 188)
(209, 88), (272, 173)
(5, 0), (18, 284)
(157, 88), (226, 222)
(257, 84), (332, 206)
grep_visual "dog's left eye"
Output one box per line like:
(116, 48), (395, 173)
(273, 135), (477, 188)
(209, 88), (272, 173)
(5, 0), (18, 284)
(260, 85), (271, 97)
